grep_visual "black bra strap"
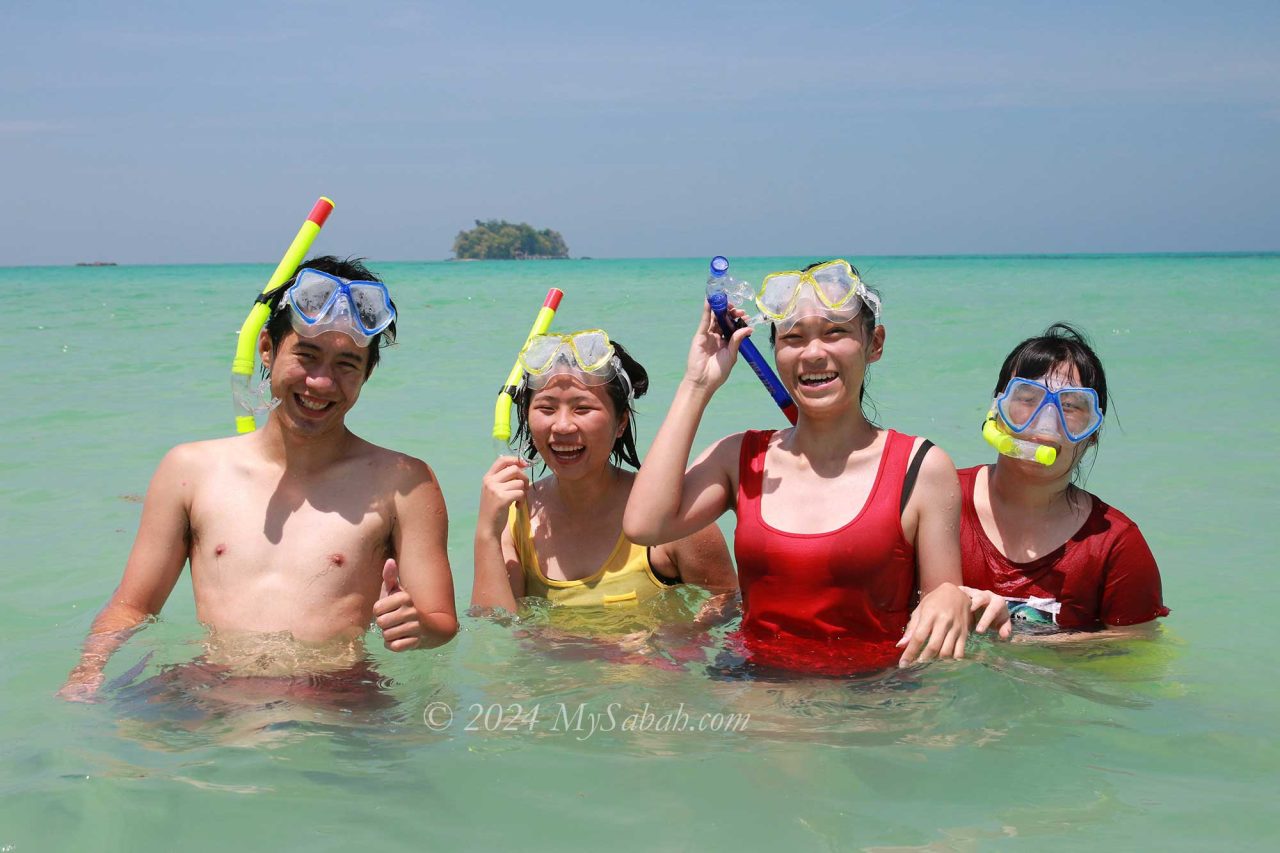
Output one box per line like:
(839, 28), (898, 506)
(648, 545), (682, 586)
(900, 439), (935, 515)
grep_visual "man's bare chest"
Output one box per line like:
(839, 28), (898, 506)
(187, 469), (394, 589)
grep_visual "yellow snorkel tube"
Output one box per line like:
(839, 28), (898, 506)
(493, 288), (564, 441)
(230, 197), (335, 433)
(983, 410), (1057, 466)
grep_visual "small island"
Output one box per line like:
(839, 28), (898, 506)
(452, 219), (570, 260)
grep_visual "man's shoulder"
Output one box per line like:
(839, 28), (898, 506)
(348, 437), (437, 485)
(160, 435), (243, 469)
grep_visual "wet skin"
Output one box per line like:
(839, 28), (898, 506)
(59, 328), (456, 701)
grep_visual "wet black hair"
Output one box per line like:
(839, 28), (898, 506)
(994, 322), (1109, 419)
(261, 255), (397, 379)
(767, 259), (882, 418)
(511, 340), (650, 469)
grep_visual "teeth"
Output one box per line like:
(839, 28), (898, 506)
(800, 372), (837, 384)
(550, 443), (584, 452)
(297, 396), (331, 411)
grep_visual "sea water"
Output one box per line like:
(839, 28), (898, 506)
(1, 255), (1277, 850)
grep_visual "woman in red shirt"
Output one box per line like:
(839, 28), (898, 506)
(625, 260), (1009, 674)
(961, 323), (1169, 633)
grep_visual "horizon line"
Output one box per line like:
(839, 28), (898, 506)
(4, 249), (1280, 271)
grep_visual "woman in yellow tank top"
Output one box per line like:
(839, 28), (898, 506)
(472, 330), (736, 614)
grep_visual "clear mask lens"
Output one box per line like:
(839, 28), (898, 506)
(809, 262), (859, 308)
(291, 280), (338, 318)
(758, 272), (805, 318)
(348, 283), (395, 331)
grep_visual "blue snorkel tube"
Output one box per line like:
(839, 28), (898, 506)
(706, 256), (799, 425)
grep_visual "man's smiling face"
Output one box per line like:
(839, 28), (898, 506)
(261, 328), (370, 437)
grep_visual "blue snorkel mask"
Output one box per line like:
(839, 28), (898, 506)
(995, 378), (1103, 444)
(982, 377), (1104, 467)
(284, 268), (396, 347)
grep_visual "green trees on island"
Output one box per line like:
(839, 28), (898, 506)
(452, 220), (570, 260)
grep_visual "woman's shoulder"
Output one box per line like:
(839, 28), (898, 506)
(1055, 490), (1149, 564)
(1080, 490), (1146, 538)
(908, 438), (961, 497)
(702, 430), (758, 462)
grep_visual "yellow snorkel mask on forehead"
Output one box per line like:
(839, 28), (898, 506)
(756, 259), (882, 330)
(518, 329), (633, 398)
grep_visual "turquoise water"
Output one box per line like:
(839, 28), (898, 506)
(2, 255), (1278, 850)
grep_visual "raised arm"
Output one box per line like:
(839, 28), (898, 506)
(471, 456), (531, 612)
(58, 445), (196, 701)
(624, 303), (751, 545)
(375, 457), (458, 651)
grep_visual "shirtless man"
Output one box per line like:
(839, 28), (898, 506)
(59, 256), (457, 701)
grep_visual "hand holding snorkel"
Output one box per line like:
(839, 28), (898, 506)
(230, 197), (335, 433)
(705, 256), (798, 425)
(482, 289), (563, 546)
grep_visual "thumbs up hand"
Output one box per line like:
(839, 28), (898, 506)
(373, 558), (423, 651)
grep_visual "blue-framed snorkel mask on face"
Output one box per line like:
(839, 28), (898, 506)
(284, 268), (396, 347)
(994, 378), (1104, 444)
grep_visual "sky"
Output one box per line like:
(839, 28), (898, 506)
(2, 0), (1278, 264)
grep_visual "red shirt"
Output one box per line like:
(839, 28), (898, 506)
(958, 465), (1169, 629)
(732, 429), (919, 673)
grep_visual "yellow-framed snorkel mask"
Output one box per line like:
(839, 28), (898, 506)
(518, 329), (633, 397)
(756, 259), (882, 328)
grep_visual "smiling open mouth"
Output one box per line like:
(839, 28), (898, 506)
(548, 442), (586, 462)
(798, 371), (837, 388)
(295, 394), (335, 412)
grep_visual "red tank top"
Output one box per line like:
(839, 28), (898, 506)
(733, 429), (918, 674)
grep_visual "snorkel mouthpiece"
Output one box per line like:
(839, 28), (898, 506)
(232, 373), (281, 422)
(983, 411), (1057, 466)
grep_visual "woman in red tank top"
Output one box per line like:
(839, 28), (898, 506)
(625, 260), (1010, 674)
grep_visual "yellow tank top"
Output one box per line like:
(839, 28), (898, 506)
(509, 502), (673, 607)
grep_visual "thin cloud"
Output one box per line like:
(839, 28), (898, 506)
(0, 120), (65, 136)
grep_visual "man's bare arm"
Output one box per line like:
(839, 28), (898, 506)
(59, 446), (195, 700)
(376, 456), (458, 650)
